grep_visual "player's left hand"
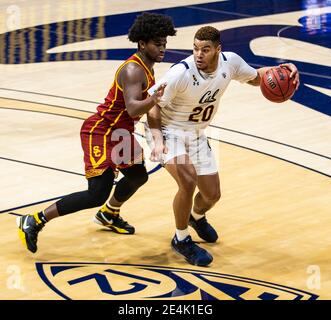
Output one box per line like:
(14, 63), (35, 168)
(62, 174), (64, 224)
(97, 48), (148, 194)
(150, 141), (168, 162)
(151, 83), (167, 104)
(279, 63), (300, 90)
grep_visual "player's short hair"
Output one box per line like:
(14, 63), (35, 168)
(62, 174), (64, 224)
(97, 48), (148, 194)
(128, 12), (176, 43)
(194, 26), (220, 45)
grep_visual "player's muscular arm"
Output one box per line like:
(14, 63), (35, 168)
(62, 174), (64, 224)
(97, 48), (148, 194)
(247, 67), (269, 86)
(248, 64), (299, 89)
(147, 105), (168, 161)
(119, 64), (166, 118)
(147, 105), (163, 141)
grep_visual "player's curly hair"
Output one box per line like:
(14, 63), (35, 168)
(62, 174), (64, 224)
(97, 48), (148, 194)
(194, 26), (220, 45)
(128, 12), (176, 43)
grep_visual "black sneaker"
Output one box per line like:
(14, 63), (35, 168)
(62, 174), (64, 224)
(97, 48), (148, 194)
(17, 214), (44, 253)
(189, 215), (218, 243)
(94, 211), (135, 234)
(171, 235), (213, 266)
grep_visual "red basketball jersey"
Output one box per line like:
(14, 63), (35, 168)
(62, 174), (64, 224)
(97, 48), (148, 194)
(80, 54), (155, 178)
(97, 54), (155, 131)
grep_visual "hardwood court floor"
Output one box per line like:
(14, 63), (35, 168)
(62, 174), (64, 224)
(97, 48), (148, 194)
(0, 0), (330, 300)
(1, 139), (330, 299)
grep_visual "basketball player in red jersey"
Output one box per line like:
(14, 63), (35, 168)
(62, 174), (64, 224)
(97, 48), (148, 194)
(17, 13), (177, 253)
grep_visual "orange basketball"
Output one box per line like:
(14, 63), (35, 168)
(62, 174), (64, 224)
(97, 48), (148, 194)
(260, 66), (296, 103)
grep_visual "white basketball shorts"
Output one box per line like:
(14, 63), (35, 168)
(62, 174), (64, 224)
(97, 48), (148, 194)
(145, 125), (217, 176)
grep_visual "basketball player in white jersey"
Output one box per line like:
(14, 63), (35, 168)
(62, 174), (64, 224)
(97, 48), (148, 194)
(146, 26), (299, 266)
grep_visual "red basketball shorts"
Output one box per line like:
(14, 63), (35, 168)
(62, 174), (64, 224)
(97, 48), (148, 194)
(80, 114), (143, 178)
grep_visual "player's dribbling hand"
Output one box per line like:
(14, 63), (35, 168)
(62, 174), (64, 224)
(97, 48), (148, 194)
(151, 83), (167, 104)
(279, 63), (300, 90)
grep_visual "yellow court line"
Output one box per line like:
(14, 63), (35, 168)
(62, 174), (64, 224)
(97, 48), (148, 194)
(1, 97), (329, 178)
(0, 97), (92, 120)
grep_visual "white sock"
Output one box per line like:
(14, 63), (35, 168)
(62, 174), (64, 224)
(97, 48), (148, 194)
(176, 228), (190, 241)
(191, 210), (205, 221)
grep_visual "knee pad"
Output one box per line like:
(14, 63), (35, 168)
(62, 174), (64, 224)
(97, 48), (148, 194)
(87, 169), (115, 206)
(88, 184), (111, 206)
(121, 164), (148, 188)
(133, 171), (148, 187)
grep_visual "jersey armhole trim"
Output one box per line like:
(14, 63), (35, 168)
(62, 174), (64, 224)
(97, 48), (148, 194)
(171, 61), (189, 69)
(115, 60), (149, 92)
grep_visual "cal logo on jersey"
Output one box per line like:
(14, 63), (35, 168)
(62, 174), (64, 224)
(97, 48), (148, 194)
(36, 262), (318, 300)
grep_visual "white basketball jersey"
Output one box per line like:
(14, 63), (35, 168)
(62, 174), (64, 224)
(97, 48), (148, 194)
(148, 52), (257, 130)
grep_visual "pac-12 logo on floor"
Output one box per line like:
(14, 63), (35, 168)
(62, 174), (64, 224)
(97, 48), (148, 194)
(36, 262), (318, 300)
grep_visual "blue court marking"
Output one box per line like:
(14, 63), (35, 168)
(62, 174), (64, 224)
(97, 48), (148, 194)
(1, 0), (330, 214)
(35, 261), (319, 300)
(1, 0), (328, 65)
(1, 1), (330, 116)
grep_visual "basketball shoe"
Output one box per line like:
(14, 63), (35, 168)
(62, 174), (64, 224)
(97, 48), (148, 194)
(17, 213), (45, 253)
(171, 235), (213, 266)
(189, 214), (218, 243)
(94, 204), (135, 234)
